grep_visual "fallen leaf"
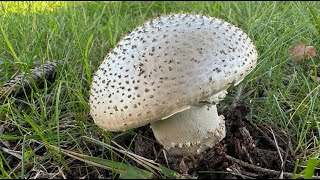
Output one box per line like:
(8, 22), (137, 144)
(289, 42), (317, 60)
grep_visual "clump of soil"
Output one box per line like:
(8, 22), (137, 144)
(130, 102), (299, 179)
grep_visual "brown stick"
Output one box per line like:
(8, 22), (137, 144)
(225, 154), (319, 179)
(245, 116), (285, 154)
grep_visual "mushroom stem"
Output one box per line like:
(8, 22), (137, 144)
(150, 104), (225, 155)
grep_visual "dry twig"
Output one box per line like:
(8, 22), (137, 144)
(225, 154), (319, 179)
(245, 116), (285, 154)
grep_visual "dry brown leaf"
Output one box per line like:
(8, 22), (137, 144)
(288, 42), (317, 60)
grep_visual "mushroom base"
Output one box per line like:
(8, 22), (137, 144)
(150, 104), (225, 155)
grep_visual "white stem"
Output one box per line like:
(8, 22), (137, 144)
(150, 104), (225, 155)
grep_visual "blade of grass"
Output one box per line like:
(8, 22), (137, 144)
(304, 158), (319, 179)
(292, 159), (304, 179)
(111, 140), (160, 167)
(82, 136), (180, 178)
(286, 84), (320, 131)
(23, 113), (72, 174)
(55, 81), (62, 153)
(158, 165), (181, 179)
(0, 134), (41, 141)
(83, 34), (93, 83)
(308, 7), (320, 35)
(0, 23), (21, 63)
(0, 158), (10, 179)
(249, 22), (306, 80)
(0, 147), (22, 160)
(0, 149), (16, 179)
(83, 136), (159, 167)
(110, 139), (161, 177)
(50, 145), (154, 179)
(20, 135), (26, 179)
(85, 155), (154, 179)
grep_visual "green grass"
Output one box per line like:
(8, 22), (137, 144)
(0, 1), (319, 179)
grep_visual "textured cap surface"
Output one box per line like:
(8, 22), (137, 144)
(89, 14), (258, 131)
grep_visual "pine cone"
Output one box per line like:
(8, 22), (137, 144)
(0, 60), (57, 103)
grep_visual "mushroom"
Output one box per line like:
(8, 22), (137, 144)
(89, 14), (258, 155)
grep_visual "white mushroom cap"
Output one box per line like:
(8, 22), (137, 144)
(89, 14), (258, 154)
